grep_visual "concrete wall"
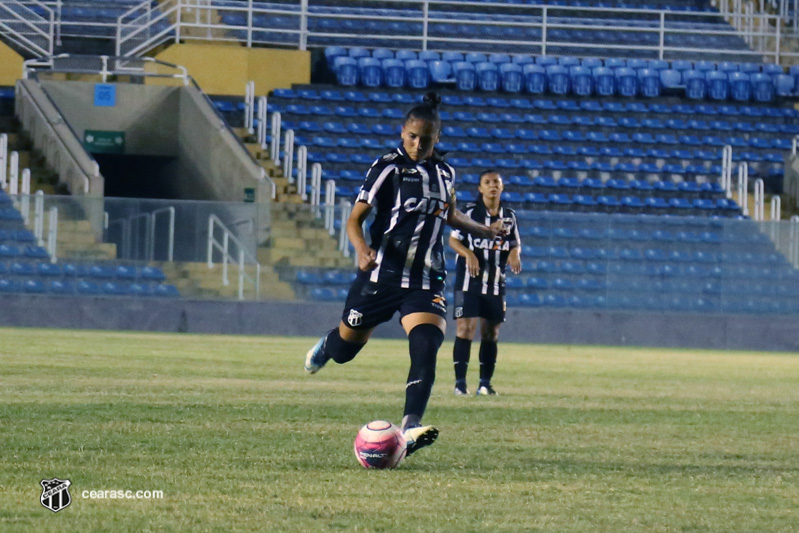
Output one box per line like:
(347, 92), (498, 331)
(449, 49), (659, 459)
(1, 294), (798, 352)
(156, 43), (311, 95)
(40, 81), (180, 156)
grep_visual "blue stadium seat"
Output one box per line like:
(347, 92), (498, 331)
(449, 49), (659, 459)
(357, 57), (382, 88)
(638, 69), (660, 97)
(615, 68), (638, 97)
(775, 74), (794, 97)
(570, 66), (592, 96)
(499, 63), (522, 93)
(466, 52), (488, 64)
(333, 56), (358, 86)
(593, 67), (615, 96)
(382, 59), (405, 88)
(729, 72), (751, 101)
(523, 64), (546, 94)
(372, 48), (394, 61)
(536, 56), (558, 67)
(396, 50), (417, 62)
(419, 50), (441, 63)
(405, 60), (430, 89)
(429, 61), (452, 83)
(750, 73), (774, 102)
(324, 46), (348, 69)
(476, 62), (499, 92)
(706, 70), (728, 100)
(453, 62), (477, 91)
(546, 65), (569, 95)
(683, 70), (706, 100)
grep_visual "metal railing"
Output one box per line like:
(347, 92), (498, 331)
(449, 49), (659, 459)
(105, 206), (176, 262)
(113, 0), (799, 63)
(207, 213), (261, 301)
(0, 0), (54, 57)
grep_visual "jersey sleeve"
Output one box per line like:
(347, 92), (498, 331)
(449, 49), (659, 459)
(507, 209), (521, 249)
(356, 154), (397, 206)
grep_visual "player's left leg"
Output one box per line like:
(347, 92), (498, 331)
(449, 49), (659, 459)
(476, 319), (502, 396)
(399, 311), (445, 455)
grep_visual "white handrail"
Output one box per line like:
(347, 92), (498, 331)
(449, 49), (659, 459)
(0, 133), (7, 189)
(771, 195), (781, 221)
(19, 168), (30, 225)
(257, 95), (268, 149)
(338, 199), (352, 257)
(0, 0), (54, 57)
(721, 145), (733, 199)
(737, 163), (749, 216)
(270, 111), (282, 166)
(33, 190), (44, 245)
(296, 145), (308, 201)
(8, 152), (18, 195)
(244, 80), (255, 135)
(753, 178), (764, 221)
(47, 206), (57, 262)
(206, 213), (261, 300)
(283, 129), (295, 185)
(324, 179), (336, 235)
(310, 163), (322, 210)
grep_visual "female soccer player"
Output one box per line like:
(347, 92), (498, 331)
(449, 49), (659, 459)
(304, 93), (505, 457)
(450, 170), (522, 396)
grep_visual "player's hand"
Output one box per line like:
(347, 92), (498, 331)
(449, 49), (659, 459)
(357, 247), (378, 272)
(486, 220), (506, 239)
(465, 251), (480, 278)
(509, 254), (522, 274)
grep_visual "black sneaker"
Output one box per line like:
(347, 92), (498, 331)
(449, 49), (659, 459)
(476, 384), (498, 396)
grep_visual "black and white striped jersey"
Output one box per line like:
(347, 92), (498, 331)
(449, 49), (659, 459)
(451, 198), (520, 296)
(355, 146), (456, 291)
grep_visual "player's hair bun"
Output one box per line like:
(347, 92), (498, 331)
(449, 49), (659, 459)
(422, 92), (441, 109)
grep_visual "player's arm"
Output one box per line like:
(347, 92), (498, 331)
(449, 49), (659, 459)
(508, 245), (522, 274)
(348, 201), (378, 272)
(449, 235), (480, 277)
(446, 194), (503, 239)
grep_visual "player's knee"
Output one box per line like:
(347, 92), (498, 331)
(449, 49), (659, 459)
(481, 324), (501, 343)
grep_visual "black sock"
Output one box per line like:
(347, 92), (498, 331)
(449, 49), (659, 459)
(324, 328), (365, 364)
(479, 340), (497, 385)
(453, 337), (472, 383)
(403, 324), (444, 420)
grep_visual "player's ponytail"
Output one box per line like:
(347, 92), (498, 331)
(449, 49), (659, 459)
(405, 91), (442, 131)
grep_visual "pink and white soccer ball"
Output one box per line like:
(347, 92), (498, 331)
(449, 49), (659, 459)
(353, 420), (407, 469)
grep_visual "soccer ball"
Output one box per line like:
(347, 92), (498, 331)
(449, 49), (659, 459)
(353, 420), (407, 469)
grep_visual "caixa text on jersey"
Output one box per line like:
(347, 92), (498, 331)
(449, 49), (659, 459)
(403, 197), (449, 217)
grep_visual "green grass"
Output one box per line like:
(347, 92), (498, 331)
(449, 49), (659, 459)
(1, 327), (798, 532)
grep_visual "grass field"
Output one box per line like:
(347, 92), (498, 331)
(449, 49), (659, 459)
(1, 327), (798, 532)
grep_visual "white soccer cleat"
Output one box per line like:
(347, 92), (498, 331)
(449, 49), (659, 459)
(476, 384), (498, 396)
(304, 336), (329, 374)
(403, 425), (439, 456)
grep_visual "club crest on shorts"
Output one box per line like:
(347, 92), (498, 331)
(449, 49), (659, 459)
(347, 309), (363, 327)
(454, 306), (463, 318)
(40, 478), (72, 513)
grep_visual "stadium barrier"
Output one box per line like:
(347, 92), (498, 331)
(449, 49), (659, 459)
(116, 0), (799, 64)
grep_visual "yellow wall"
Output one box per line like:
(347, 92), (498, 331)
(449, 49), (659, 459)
(156, 43), (310, 95)
(0, 43), (24, 86)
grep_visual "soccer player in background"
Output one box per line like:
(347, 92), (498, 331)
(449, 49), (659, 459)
(304, 93), (506, 457)
(450, 170), (522, 396)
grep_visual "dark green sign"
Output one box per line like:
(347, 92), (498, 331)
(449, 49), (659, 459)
(244, 187), (255, 203)
(84, 130), (125, 154)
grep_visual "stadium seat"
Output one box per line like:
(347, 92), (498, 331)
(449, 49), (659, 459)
(476, 62), (500, 92)
(429, 61), (452, 83)
(570, 66), (592, 96)
(405, 60), (430, 89)
(638, 69), (660, 97)
(357, 57), (382, 88)
(750, 73), (774, 102)
(499, 63), (523, 93)
(615, 68), (638, 97)
(706, 70), (728, 100)
(382, 59), (405, 88)
(593, 67), (615, 96)
(333, 56), (358, 86)
(729, 72), (751, 101)
(523, 64), (546, 94)
(453, 62), (477, 91)
(683, 70), (706, 99)
(546, 65), (569, 95)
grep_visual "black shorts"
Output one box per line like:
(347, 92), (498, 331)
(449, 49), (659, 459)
(453, 290), (506, 322)
(341, 273), (448, 330)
